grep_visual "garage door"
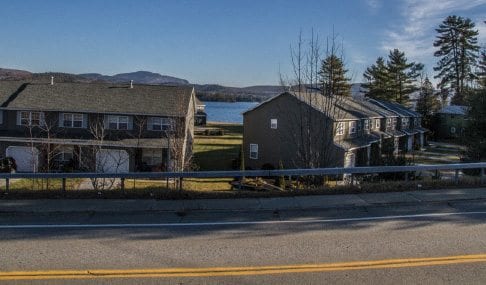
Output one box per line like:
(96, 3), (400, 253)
(96, 149), (129, 173)
(6, 146), (39, 172)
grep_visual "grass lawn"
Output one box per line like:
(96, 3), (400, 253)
(193, 122), (243, 171)
(6, 178), (83, 191)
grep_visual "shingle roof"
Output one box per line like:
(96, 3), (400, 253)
(0, 81), (28, 106)
(368, 99), (420, 117)
(438, 105), (468, 115)
(0, 82), (194, 117)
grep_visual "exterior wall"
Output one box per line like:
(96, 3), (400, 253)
(243, 93), (344, 170)
(435, 113), (467, 139)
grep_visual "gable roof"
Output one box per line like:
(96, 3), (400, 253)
(244, 92), (397, 121)
(438, 105), (468, 115)
(368, 98), (420, 117)
(0, 81), (194, 117)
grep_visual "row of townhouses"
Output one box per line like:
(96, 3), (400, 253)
(0, 80), (196, 173)
(243, 91), (427, 170)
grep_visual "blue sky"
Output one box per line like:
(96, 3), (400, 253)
(0, 0), (484, 87)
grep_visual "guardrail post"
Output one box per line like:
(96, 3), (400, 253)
(61, 178), (66, 192)
(454, 169), (459, 184)
(120, 178), (125, 192)
(435, 169), (439, 180)
(5, 178), (9, 193)
(481, 168), (485, 185)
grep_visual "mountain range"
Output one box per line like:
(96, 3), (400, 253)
(0, 68), (366, 102)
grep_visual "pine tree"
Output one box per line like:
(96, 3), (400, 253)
(319, 54), (351, 96)
(363, 57), (390, 100)
(386, 49), (423, 106)
(363, 50), (423, 106)
(463, 87), (486, 164)
(433, 15), (480, 105)
(416, 77), (440, 129)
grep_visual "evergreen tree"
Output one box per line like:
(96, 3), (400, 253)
(386, 49), (423, 105)
(463, 87), (486, 164)
(363, 57), (391, 100)
(433, 15), (480, 104)
(319, 54), (351, 96)
(416, 77), (440, 129)
(363, 50), (423, 106)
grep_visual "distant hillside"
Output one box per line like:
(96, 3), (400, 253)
(79, 71), (189, 85)
(0, 67), (366, 102)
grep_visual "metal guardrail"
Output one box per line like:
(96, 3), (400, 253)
(0, 162), (485, 191)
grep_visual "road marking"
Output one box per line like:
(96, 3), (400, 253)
(0, 211), (486, 229)
(1, 254), (486, 280)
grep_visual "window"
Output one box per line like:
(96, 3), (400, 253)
(364, 119), (370, 131)
(149, 117), (172, 131)
(62, 113), (84, 128)
(142, 149), (163, 166)
(349, 121), (357, 134)
(336, 122), (344, 135)
(392, 117), (397, 130)
(54, 149), (74, 163)
(249, 144), (258, 159)
(386, 118), (392, 130)
(108, 115), (129, 130)
(270, 119), (277, 129)
(402, 118), (409, 129)
(19, 111), (44, 126)
(375, 119), (381, 129)
(357, 121), (362, 132)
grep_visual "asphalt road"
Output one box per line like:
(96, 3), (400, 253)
(1, 200), (486, 284)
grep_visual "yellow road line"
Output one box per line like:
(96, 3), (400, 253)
(1, 254), (486, 280)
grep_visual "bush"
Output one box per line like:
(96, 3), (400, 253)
(0, 157), (16, 173)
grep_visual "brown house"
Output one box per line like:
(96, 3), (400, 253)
(0, 81), (196, 172)
(243, 91), (426, 170)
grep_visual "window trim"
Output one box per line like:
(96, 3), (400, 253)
(149, 117), (173, 131)
(402, 117), (409, 129)
(142, 149), (164, 166)
(364, 119), (370, 131)
(18, 111), (45, 127)
(270, 118), (278, 129)
(249, 144), (258, 160)
(375, 119), (381, 129)
(336, 122), (345, 136)
(62, 113), (84, 128)
(107, 115), (130, 130)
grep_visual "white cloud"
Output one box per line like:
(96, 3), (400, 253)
(381, 0), (486, 67)
(365, 0), (382, 13)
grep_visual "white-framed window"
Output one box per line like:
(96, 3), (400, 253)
(18, 111), (45, 126)
(364, 119), (370, 131)
(349, 121), (357, 134)
(149, 117), (173, 131)
(375, 119), (381, 130)
(108, 115), (129, 130)
(357, 121), (362, 132)
(249, 144), (258, 159)
(54, 147), (74, 163)
(62, 113), (84, 128)
(336, 122), (344, 136)
(416, 118), (421, 127)
(392, 117), (397, 130)
(402, 118), (409, 129)
(270, 118), (278, 129)
(142, 149), (163, 166)
(386, 118), (392, 130)
(450, 126), (456, 134)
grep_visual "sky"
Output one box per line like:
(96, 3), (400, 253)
(0, 0), (484, 87)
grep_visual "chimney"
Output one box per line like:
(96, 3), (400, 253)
(130, 80), (133, 89)
(50, 76), (54, 85)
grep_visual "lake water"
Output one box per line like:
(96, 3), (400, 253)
(204, 101), (259, 123)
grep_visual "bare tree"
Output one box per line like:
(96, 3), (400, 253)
(278, 30), (347, 170)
